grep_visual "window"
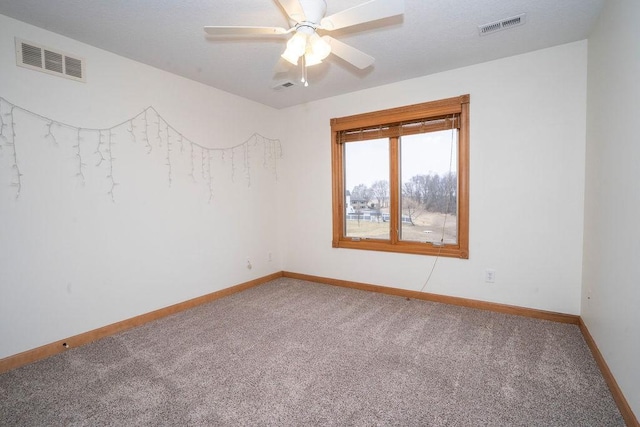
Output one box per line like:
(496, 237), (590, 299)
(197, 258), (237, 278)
(331, 95), (469, 258)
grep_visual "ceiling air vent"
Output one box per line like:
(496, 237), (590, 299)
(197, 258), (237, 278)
(15, 38), (86, 82)
(478, 13), (526, 36)
(272, 80), (297, 91)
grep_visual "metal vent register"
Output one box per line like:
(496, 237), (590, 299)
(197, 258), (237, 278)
(16, 38), (86, 82)
(478, 13), (527, 36)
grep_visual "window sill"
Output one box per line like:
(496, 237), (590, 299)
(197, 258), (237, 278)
(332, 239), (469, 259)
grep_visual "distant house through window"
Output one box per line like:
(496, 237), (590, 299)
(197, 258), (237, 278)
(331, 95), (470, 258)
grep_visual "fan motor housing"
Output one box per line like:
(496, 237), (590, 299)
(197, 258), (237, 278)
(298, 0), (327, 24)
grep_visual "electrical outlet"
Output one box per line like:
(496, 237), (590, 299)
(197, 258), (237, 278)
(485, 269), (496, 283)
(246, 259), (252, 270)
(268, 252), (272, 262)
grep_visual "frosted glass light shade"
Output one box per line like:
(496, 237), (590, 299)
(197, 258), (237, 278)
(309, 33), (331, 60)
(281, 47), (300, 65)
(304, 53), (323, 66)
(281, 32), (309, 65)
(288, 32), (307, 56)
(281, 31), (332, 67)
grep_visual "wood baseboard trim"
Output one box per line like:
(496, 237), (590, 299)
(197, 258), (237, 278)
(0, 271), (283, 374)
(282, 271), (580, 324)
(579, 318), (639, 427)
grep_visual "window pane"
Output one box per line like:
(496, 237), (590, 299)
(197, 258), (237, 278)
(400, 130), (458, 244)
(344, 138), (390, 240)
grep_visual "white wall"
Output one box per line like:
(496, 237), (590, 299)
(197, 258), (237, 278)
(281, 41), (588, 315)
(0, 14), (283, 359)
(583, 0), (640, 417)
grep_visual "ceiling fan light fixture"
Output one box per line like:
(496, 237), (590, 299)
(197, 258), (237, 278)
(281, 31), (309, 65)
(283, 30), (331, 67)
(304, 52), (323, 66)
(281, 48), (300, 65)
(288, 32), (308, 56)
(205, 0), (406, 83)
(308, 33), (331, 61)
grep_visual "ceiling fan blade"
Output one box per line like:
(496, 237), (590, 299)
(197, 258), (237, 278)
(323, 36), (374, 69)
(204, 26), (289, 36)
(275, 0), (306, 23)
(320, 0), (404, 31)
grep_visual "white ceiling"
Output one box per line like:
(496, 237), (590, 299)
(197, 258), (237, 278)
(0, 0), (605, 109)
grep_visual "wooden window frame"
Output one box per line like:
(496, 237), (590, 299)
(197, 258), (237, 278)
(331, 95), (470, 258)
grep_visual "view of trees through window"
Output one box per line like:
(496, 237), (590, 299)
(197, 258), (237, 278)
(332, 94), (469, 258)
(344, 138), (390, 239)
(344, 130), (458, 244)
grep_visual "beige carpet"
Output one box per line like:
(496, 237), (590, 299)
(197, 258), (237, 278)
(0, 278), (624, 425)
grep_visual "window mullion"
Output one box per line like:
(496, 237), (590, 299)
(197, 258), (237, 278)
(389, 136), (400, 244)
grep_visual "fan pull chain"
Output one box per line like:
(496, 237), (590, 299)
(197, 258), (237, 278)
(300, 56), (309, 87)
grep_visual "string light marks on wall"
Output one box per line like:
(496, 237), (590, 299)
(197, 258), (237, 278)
(0, 96), (282, 201)
(142, 109), (152, 154)
(205, 149), (214, 202)
(200, 146), (207, 182)
(244, 142), (251, 187)
(178, 134), (184, 154)
(0, 108), (6, 149)
(73, 128), (86, 184)
(188, 141), (196, 182)
(106, 129), (118, 202)
(155, 116), (163, 148)
(95, 130), (106, 167)
(0, 104), (23, 199)
(46, 121), (59, 147)
(127, 120), (136, 144)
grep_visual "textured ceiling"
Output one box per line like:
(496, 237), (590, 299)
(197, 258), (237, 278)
(0, 0), (605, 109)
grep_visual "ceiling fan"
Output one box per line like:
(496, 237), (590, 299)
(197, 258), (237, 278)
(204, 0), (404, 85)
